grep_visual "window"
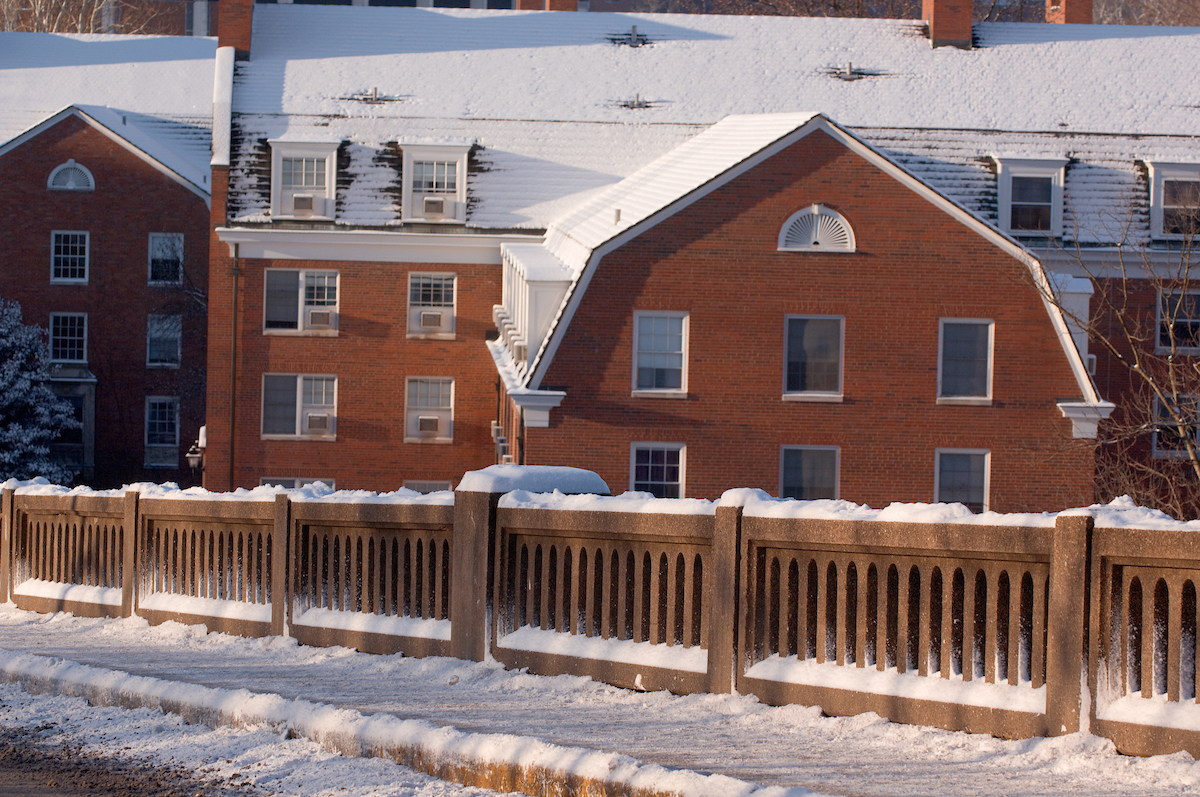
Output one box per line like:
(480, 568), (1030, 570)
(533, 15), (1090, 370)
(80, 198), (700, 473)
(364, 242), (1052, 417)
(264, 269), (339, 334)
(780, 447), (838, 500)
(633, 312), (687, 396)
(631, 443), (685, 498)
(269, 140), (338, 218)
(1159, 292), (1200, 352)
(146, 314), (182, 367)
(1149, 163), (1200, 240)
(400, 144), (469, 222)
(50, 313), (86, 363)
(777, 205), (856, 252)
(405, 378), (453, 442)
(996, 158), (1066, 237)
(1153, 396), (1200, 458)
(148, 233), (184, 285)
(784, 316), (842, 401)
(404, 480), (453, 494)
(51, 231), (88, 283)
(260, 477), (335, 489)
(262, 374), (337, 438)
(145, 397), (180, 468)
(938, 319), (993, 404)
(935, 450), (989, 513)
(47, 160), (94, 191)
(407, 273), (456, 336)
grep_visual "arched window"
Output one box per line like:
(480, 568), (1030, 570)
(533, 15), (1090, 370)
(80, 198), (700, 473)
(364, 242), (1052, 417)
(48, 160), (95, 191)
(778, 204), (855, 252)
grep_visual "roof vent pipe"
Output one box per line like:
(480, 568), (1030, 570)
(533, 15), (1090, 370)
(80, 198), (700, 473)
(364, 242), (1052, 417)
(1046, 0), (1092, 23)
(922, 0), (971, 49)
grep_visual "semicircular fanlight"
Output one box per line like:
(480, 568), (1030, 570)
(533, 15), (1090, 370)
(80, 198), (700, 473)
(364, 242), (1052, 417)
(778, 204), (856, 252)
(48, 160), (95, 191)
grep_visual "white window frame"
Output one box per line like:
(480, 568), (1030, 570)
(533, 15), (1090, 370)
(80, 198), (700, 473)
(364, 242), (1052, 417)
(1152, 395), (1200, 459)
(400, 144), (469, 223)
(782, 315), (843, 402)
(1148, 162), (1200, 241)
(49, 312), (87, 363)
(632, 311), (689, 398)
(261, 374), (338, 440)
(995, 158), (1066, 238)
(148, 233), (184, 286)
(47, 159), (95, 191)
(937, 318), (994, 406)
(50, 230), (89, 284)
(268, 140), (338, 220)
(934, 448), (990, 513)
(146, 314), (182, 368)
(779, 445), (840, 501)
(405, 377), (454, 444)
(144, 396), (180, 468)
(263, 268), (339, 336)
(1157, 290), (1200, 354)
(260, 477), (336, 489)
(407, 272), (457, 339)
(629, 442), (686, 498)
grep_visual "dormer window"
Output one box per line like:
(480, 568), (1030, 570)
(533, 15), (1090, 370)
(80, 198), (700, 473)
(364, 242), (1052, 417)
(269, 141), (338, 219)
(401, 144), (469, 223)
(1149, 163), (1200, 240)
(995, 158), (1066, 237)
(48, 160), (95, 191)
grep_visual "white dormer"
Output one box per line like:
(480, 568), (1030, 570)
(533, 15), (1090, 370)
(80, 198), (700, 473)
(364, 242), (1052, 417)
(401, 143), (469, 223)
(269, 140), (338, 219)
(995, 157), (1067, 238)
(1148, 162), (1200, 241)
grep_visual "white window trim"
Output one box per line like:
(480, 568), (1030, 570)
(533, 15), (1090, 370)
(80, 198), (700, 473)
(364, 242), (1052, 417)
(146, 314), (182, 369)
(268, 140), (339, 220)
(400, 144), (469, 223)
(995, 158), (1067, 238)
(937, 318), (994, 406)
(50, 230), (89, 284)
(782, 315), (844, 402)
(147, 232), (185, 286)
(631, 310), (689, 398)
(263, 268), (340, 336)
(404, 376), (454, 444)
(49, 312), (87, 363)
(1156, 289), (1200, 355)
(406, 272), (457, 340)
(47, 159), (95, 191)
(1152, 395), (1199, 459)
(1148, 162), (1200, 241)
(779, 445), (840, 500)
(144, 396), (180, 468)
(629, 441), (686, 498)
(260, 373), (338, 441)
(934, 448), (991, 512)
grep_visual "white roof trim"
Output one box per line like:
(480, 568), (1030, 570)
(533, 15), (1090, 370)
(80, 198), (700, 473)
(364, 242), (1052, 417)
(211, 46), (235, 168)
(216, 226), (539, 264)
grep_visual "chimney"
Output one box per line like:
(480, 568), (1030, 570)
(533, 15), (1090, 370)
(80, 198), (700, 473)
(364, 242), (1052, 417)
(1046, 0), (1092, 23)
(923, 0), (972, 49)
(218, 0), (254, 60)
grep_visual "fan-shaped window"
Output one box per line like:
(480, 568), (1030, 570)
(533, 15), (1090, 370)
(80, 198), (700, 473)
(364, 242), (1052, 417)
(47, 160), (95, 191)
(778, 205), (855, 252)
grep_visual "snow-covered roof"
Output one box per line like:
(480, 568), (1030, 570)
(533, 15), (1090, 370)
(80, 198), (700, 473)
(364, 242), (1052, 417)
(0, 31), (216, 184)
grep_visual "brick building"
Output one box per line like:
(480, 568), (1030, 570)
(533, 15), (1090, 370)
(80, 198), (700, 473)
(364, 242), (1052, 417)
(0, 36), (215, 486)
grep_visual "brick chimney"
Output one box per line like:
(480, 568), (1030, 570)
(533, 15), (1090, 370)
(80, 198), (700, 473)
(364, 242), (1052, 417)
(219, 0), (253, 60)
(516, 0), (577, 8)
(1046, 0), (1092, 23)
(923, 0), (972, 49)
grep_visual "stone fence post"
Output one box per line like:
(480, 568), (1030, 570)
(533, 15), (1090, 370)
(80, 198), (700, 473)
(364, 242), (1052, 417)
(1045, 510), (1093, 736)
(451, 489), (499, 662)
(0, 488), (12, 604)
(272, 494), (290, 637)
(121, 490), (139, 618)
(708, 504), (742, 694)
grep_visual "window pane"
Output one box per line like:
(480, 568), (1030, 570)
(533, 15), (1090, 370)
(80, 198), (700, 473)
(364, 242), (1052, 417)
(282, 157), (325, 188)
(409, 274), (455, 307)
(146, 399), (178, 445)
(51, 314), (86, 362)
(302, 376), (336, 407)
(52, 232), (88, 281)
(413, 161), (457, 193)
(304, 272), (337, 306)
(636, 315), (684, 390)
(633, 446), (681, 498)
(782, 448), (837, 500)
(941, 322), (989, 397)
(147, 314), (182, 366)
(265, 270), (300, 329)
(938, 452), (986, 513)
(408, 378), (453, 409)
(1010, 176), (1053, 231)
(1011, 176), (1052, 204)
(149, 234), (183, 284)
(263, 375), (298, 434)
(786, 318), (840, 393)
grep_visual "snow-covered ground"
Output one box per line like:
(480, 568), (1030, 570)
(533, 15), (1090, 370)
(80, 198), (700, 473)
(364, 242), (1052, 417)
(2, 605), (1200, 796)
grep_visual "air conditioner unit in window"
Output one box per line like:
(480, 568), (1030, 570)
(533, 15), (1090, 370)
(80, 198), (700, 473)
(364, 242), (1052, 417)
(423, 196), (445, 217)
(420, 311), (443, 329)
(305, 412), (331, 433)
(292, 194), (315, 216)
(418, 415), (440, 433)
(307, 308), (335, 329)
(500, 454), (516, 465)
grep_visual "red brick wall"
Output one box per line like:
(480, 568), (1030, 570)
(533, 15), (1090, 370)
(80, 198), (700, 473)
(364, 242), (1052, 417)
(0, 114), (210, 487)
(528, 129), (1094, 511)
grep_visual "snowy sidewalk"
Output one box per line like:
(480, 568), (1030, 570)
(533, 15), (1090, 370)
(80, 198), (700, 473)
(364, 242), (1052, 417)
(1, 605), (1197, 797)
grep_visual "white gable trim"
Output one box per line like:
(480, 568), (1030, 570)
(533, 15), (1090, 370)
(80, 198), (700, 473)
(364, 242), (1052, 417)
(0, 107), (211, 207)
(528, 113), (1101, 408)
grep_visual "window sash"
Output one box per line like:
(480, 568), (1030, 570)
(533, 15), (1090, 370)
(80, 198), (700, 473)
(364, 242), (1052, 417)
(940, 321), (990, 398)
(635, 314), (685, 391)
(52, 232), (88, 282)
(147, 314), (182, 366)
(781, 447), (838, 500)
(1163, 180), (1200, 236)
(409, 274), (455, 307)
(937, 452), (987, 513)
(407, 378), (453, 410)
(145, 399), (179, 446)
(413, 161), (457, 194)
(304, 272), (337, 306)
(1009, 176), (1053, 232)
(282, 157), (326, 189)
(50, 313), (87, 362)
(785, 317), (841, 393)
(1154, 396), (1200, 455)
(1159, 292), (1200, 350)
(633, 446), (682, 498)
(148, 233), (183, 284)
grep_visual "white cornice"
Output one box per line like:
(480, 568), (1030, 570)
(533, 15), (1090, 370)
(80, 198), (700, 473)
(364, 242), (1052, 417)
(215, 227), (543, 264)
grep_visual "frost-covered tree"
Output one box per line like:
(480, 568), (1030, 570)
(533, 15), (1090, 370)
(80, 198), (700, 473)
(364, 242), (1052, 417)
(0, 299), (80, 483)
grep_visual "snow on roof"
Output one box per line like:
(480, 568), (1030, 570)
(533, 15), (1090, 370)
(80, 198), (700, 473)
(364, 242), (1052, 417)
(0, 31), (216, 180)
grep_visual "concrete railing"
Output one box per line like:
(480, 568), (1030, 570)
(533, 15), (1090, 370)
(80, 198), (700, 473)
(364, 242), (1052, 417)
(1, 483), (1198, 758)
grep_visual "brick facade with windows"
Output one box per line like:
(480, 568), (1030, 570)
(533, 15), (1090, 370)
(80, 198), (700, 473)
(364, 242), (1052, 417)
(519, 129), (1095, 511)
(0, 113), (209, 486)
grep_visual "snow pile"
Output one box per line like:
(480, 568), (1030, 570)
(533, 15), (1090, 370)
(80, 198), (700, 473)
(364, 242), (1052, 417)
(292, 608), (451, 641)
(12, 578), (122, 607)
(3, 478), (453, 505)
(498, 627), (708, 673)
(458, 464), (610, 496)
(723, 489), (1060, 527)
(500, 488), (713, 515)
(1086, 495), (1200, 531)
(138, 593), (271, 623)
